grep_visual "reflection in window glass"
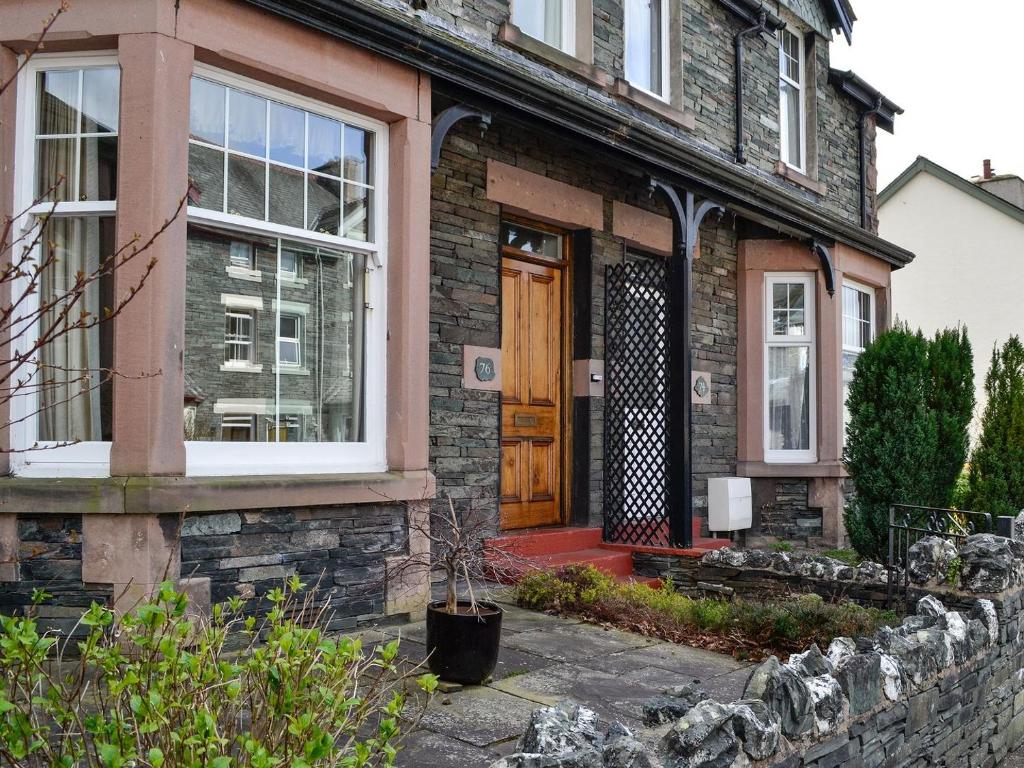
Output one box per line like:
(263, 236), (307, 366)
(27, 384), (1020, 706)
(501, 221), (562, 258)
(35, 67), (119, 202)
(625, 0), (664, 96)
(188, 76), (376, 242)
(768, 345), (811, 451)
(185, 224), (366, 443)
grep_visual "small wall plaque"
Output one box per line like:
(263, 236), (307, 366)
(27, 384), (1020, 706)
(514, 413), (538, 427)
(692, 370), (712, 405)
(475, 356), (496, 382)
(463, 345), (502, 392)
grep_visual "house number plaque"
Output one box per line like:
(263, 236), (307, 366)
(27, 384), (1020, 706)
(514, 414), (538, 427)
(475, 356), (496, 382)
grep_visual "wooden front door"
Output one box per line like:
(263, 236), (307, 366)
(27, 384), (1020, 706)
(499, 245), (565, 530)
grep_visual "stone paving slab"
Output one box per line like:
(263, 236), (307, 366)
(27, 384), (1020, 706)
(363, 602), (752, 768)
(593, 638), (748, 678)
(501, 619), (663, 663)
(417, 685), (540, 747)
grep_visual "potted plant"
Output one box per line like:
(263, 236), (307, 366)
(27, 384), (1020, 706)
(387, 496), (522, 685)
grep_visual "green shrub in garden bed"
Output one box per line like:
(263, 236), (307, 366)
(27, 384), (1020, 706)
(515, 565), (898, 661)
(0, 576), (437, 767)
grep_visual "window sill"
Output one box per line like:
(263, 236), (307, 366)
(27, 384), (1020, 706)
(279, 276), (308, 288)
(272, 366), (309, 375)
(220, 362), (263, 373)
(226, 266), (262, 282)
(0, 469), (437, 515)
(736, 460), (847, 478)
(775, 162), (827, 196)
(611, 79), (696, 130)
(497, 23), (609, 88)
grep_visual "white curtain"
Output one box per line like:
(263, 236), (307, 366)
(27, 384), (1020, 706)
(38, 217), (105, 442)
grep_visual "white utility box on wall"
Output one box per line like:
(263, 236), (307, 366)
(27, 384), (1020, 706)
(708, 477), (752, 532)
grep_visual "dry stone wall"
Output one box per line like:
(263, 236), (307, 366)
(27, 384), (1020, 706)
(497, 534), (1024, 767)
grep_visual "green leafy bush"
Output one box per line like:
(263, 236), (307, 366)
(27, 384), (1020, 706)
(0, 578), (437, 767)
(843, 324), (974, 561)
(968, 336), (1024, 517)
(515, 566), (896, 660)
(770, 541), (793, 553)
(821, 549), (861, 567)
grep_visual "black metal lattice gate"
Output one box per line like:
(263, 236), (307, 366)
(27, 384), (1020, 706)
(603, 258), (673, 546)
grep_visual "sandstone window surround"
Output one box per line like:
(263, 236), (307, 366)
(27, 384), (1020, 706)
(764, 272), (817, 464)
(499, 0), (600, 85)
(8, 52), (121, 478)
(774, 25), (823, 194)
(184, 65), (387, 476)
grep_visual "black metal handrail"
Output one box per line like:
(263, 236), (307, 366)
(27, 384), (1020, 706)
(886, 504), (993, 607)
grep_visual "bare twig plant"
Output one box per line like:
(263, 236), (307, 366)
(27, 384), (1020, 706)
(380, 494), (537, 616)
(0, 1), (185, 452)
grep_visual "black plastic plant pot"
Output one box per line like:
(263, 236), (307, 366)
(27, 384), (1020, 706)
(425, 600), (503, 685)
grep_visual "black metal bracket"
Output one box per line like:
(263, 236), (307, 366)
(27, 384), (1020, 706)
(811, 240), (836, 297)
(430, 104), (492, 173)
(649, 178), (725, 549)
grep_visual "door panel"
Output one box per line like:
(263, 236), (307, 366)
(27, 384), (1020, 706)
(500, 255), (563, 530)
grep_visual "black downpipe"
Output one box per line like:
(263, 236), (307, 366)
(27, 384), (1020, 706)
(858, 97), (884, 230)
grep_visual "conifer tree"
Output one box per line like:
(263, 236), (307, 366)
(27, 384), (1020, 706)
(927, 326), (975, 507)
(967, 336), (1024, 517)
(844, 325), (937, 561)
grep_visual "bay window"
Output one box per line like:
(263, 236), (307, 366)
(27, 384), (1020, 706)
(624, 0), (669, 100)
(765, 274), (816, 462)
(778, 27), (805, 172)
(185, 66), (385, 475)
(10, 54), (120, 476)
(512, 0), (576, 53)
(842, 281), (874, 439)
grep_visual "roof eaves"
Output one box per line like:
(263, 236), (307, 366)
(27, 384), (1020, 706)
(825, 0), (855, 43)
(878, 156), (1024, 228)
(828, 69), (903, 133)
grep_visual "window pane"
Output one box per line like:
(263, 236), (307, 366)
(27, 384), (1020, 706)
(229, 242), (253, 269)
(343, 184), (370, 241)
(516, 0), (547, 42)
(228, 89), (267, 157)
(188, 143), (225, 212)
(36, 137), (75, 201)
(268, 164), (305, 229)
(308, 114), (341, 177)
(772, 283), (788, 310)
(501, 222), (561, 257)
(625, 0), (659, 94)
(81, 68), (120, 133)
(78, 136), (118, 201)
(543, 0), (564, 48)
(788, 310), (805, 336)
(788, 283), (804, 309)
(227, 154), (267, 220)
(37, 216), (115, 443)
(190, 78), (225, 145)
(185, 225), (366, 443)
(37, 70), (79, 135)
(843, 350), (858, 441)
(279, 249), (300, 278)
(307, 175), (340, 235)
(269, 102), (305, 167)
(768, 345), (811, 452)
(782, 81), (801, 167)
(343, 125), (372, 185)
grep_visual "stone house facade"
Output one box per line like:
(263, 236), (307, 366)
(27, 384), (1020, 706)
(0, 0), (907, 623)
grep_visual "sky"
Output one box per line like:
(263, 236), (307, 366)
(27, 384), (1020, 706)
(829, 1), (1024, 189)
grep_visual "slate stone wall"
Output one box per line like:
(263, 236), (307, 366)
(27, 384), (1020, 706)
(179, 505), (407, 630)
(0, 516), (113, 635)
(754, 478), (824, 541)
(430, 117), (739, 529)
(420, 0), (868, 228)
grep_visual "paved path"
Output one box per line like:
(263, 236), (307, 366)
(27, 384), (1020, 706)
(359, 599), (753, 767)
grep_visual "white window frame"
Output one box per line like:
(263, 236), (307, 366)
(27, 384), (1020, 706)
(186, 65), (388, 476)
(277, 313), (302, 368)
(623, 0), (671, 101)
(512, 0), (577, 54)
(841, 279), (875, 441)
(778, 27), (806, 174)
(764, 273), (817, 464)
(9, 51), (120, 478)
